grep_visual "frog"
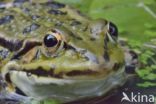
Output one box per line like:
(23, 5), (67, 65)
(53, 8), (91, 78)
(0, 0), (126, 103)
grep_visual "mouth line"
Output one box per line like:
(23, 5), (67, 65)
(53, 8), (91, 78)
(21, 68), (62, 78)
(9, 67), (98, 79)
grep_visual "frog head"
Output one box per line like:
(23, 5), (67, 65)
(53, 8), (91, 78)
(1, 19), (125, 102)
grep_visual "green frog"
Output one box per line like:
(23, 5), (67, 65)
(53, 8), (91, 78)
(0, 0), (126, 103)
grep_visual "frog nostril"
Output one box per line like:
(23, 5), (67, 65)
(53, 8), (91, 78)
(108, 22), (118, 38)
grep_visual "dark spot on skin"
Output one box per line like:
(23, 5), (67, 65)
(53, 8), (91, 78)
(104, 33), (109, 42)
(76, 36), (83, 40)
(0, 36), (23, 51)
(5, 73), (11, 83)
(71, 33), (82, 40)
(90, 37), (96, 41)
(31, 24), (40, 30)
(57, 40), (61, 48)
(48, 9), (67, 15)
(104, 37), (108, 49)
(103, 51), (109, 62)
(31, 15), (40, 20)
(0, 15), (14, 25)
(11, 41), (42, 59)
(34, 49), (40, 60)
(70, 20), (81, 26)
(103, 33), (113, 64)
(43, 1), (65, 9)
(62, 30), (82, 40)
(63, 42), (76, 51)
(23, 23), (40, 34)
(15, 87), (27, 96)
(66, 70), (97, 76)
(51, 29), (57, 33)
(113, 63), (121, 71)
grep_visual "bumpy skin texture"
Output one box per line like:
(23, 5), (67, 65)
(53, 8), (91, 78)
(0, 0), (125, 103)
(0, 0), (124, 77)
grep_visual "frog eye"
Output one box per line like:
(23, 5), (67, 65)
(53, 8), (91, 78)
(43, 29), (64, 57)
(43, 29), (62, 48)
(44, 34), (58, 47)
(108, 22), (118, 38)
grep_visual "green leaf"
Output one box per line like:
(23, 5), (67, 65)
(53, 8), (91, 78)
(89, 0), (156, 43)
(137, 82), (156, 87)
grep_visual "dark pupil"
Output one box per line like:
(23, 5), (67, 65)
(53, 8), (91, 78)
(109, 22), (118, 38)
(44, 34), (58, 47)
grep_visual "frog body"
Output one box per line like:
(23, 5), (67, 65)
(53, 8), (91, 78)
(0, 0), (126, 103)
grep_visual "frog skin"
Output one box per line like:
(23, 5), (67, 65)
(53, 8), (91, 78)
(0, 0), (126, 103)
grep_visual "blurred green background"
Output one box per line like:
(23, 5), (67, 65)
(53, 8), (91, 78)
(56, 0), (156, 44)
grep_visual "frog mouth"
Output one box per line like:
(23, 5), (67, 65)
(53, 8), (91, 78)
(7, 66), (126, 102)
(8, 70), (75, 85)
(7, 70), (77, 97)
(24, 69), (97, 78)
(7, 67), (98, 81)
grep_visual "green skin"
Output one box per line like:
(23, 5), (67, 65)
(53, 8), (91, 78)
(0, 0), (125, 103)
